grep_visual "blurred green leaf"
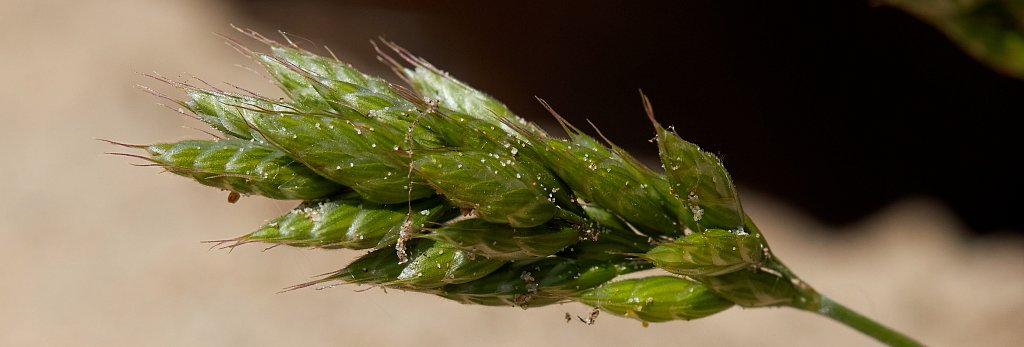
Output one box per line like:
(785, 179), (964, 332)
(883, 0), (1024, 78)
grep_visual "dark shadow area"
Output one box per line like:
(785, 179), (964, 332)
(228, 0), (1023, 234)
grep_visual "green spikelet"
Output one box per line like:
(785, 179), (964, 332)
(649, 101), (744, 232)
(423, 218), (580, 260)
(180, 87), (269, 141)
(264, 44), (446, 150)
(270, 44), (403, 99)
(234, 193), (452, 249)
(698, 266), (818, 308)
(532, 123), (684, 237)
(144, 139), (341, 200)
(412, 150), (559, 227)
(578, 276), (734, 323)
(311, 240), (504, 290)
(438, 258), (647, 307)
(257, 53), (336, 113)
(412, 112), (580, 217)
(642, 229), (765, 277)
(243, 109), (433, 204)
(382, 41), (546, 137)
(404, 64), (516, 124)
(388, 241), (506, 288)
(312, 240), (431, 288)
(236, 55), (440, 203)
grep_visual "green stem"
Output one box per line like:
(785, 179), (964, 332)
(813, 296), (923, 347)
(763, 257), (922, 346)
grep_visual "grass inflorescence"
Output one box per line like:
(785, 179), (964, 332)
(112, 27), (923, 346)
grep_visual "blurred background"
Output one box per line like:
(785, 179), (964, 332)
(1, 0), (1022, 346)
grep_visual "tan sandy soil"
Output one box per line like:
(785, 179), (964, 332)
(2, 0), (1022, 345)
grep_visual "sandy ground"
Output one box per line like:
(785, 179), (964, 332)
(1, 0), (1022, 346)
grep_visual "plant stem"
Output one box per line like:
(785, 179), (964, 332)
(813, 295), (923, 347)
(763, 254), (922, 346)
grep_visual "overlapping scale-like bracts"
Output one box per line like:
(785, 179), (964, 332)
(227, 193), (454, 249)
(144, 139), (341, 200)
(297, 239), (507, 291)
(422, 218), (580, 260)
(119, 29), (822, 325)
(577, 276), (734, 322)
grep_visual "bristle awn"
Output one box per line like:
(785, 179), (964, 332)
(183, 73), (224, 93)
(105, 152), (160, 164)
(373, 40), (416, 87)
(278, 30), (301, 49)
(324, 45), (340, 61)
(215, 32), (257, 60)
(98, 138), (148, 149)
(222, 81), (265, 98)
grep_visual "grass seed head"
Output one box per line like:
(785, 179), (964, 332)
(116, 30), (924, 346)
